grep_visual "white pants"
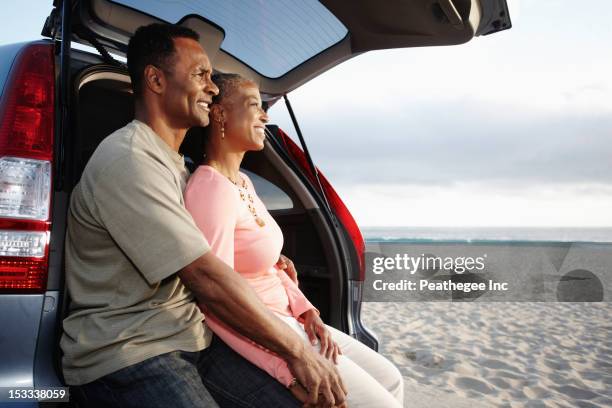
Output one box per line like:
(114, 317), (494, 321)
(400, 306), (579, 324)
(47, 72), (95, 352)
(278, 315), (404, 408)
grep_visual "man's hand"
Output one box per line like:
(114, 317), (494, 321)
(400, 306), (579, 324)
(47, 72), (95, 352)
(286, 346), (348, 407)
(289, 380), (348, 408)
(301, 309), (342, 364)
(277, 254), (298, 284)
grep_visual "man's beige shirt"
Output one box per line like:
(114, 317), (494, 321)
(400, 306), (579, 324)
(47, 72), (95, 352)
(61, 120), (211, 385)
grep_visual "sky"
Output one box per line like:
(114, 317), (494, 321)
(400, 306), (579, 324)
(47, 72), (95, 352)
(2, 1), (611, 227)
(268, 0), (612, 227)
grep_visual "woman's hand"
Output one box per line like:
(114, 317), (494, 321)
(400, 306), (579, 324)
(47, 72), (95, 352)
(301, 309), (341, 364)
(276, 254), (298, 284)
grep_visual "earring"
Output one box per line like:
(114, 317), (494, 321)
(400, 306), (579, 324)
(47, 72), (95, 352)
(221, 123), (225, 139)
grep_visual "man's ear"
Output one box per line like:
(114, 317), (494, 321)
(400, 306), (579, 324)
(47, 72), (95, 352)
(143, 65), (165, 95)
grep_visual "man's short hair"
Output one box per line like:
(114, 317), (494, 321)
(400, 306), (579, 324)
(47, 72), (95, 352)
(127, 23), (200, 96)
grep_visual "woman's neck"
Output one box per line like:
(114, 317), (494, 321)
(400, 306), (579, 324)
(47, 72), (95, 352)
(204, 152), (245, 183)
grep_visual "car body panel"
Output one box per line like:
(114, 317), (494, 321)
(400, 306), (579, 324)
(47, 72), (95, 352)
(0, 295), (44, 387)
(0, 42), (26, 100)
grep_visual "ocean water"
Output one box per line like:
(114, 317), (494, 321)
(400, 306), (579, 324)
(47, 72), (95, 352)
(361, 226), (612, 243)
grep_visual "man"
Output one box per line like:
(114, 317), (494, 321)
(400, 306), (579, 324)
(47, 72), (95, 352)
(61, 23), (346, 408)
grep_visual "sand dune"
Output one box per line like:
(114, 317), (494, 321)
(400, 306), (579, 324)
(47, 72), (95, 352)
(362, 302), (611, 407)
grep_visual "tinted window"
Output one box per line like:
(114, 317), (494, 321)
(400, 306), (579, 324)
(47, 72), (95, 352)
(113, 0), (348, 78)
(242, 169), (293, 210)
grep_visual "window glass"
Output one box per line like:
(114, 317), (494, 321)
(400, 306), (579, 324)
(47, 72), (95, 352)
(242, 169), (293, 210)
(113, 0), (348, 78)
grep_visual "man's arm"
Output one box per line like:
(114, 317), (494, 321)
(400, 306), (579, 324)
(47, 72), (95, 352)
(179, 252), (299, 357)
(179, 252), (348, 407)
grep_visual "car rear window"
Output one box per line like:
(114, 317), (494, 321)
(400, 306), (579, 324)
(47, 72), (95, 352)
(113, 0), (348, 78)
(0, 42), (26, 100)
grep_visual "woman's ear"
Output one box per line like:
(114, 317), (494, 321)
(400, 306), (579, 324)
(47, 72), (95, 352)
(211, 104), (225, 124)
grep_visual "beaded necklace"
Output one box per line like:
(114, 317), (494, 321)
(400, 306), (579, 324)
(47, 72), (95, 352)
(229, 175), (266, 227)
(207, 163), (266, 227)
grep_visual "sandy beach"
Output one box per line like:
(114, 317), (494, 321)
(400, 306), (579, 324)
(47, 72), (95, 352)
(362, 302), (611, 407)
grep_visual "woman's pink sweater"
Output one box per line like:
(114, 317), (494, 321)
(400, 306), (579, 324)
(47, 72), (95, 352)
(184, 165), (316, 387)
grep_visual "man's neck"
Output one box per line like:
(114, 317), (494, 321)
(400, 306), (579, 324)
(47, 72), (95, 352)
(134, 105), (187, 152)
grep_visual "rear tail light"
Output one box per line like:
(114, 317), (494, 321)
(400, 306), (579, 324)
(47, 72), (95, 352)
(0, 43), (55, 293)
(276, 128), (366, 280)
(0, 231), (48, 257)
(0, 157), (51, 220)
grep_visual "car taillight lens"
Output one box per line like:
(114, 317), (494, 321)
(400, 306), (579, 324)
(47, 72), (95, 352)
(0, 43), (54, 293)
(0, 157), (51, 220)
(0, 231), (48, 257)
(276, 128), (366, 280)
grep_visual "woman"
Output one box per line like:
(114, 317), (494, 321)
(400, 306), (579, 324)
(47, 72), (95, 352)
(184, 73), (403, 407)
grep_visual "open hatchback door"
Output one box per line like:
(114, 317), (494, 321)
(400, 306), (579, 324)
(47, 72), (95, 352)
(44, 0), (511, 97)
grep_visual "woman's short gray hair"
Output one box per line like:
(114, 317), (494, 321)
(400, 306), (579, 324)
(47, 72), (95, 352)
(211, 72), (252, 104)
